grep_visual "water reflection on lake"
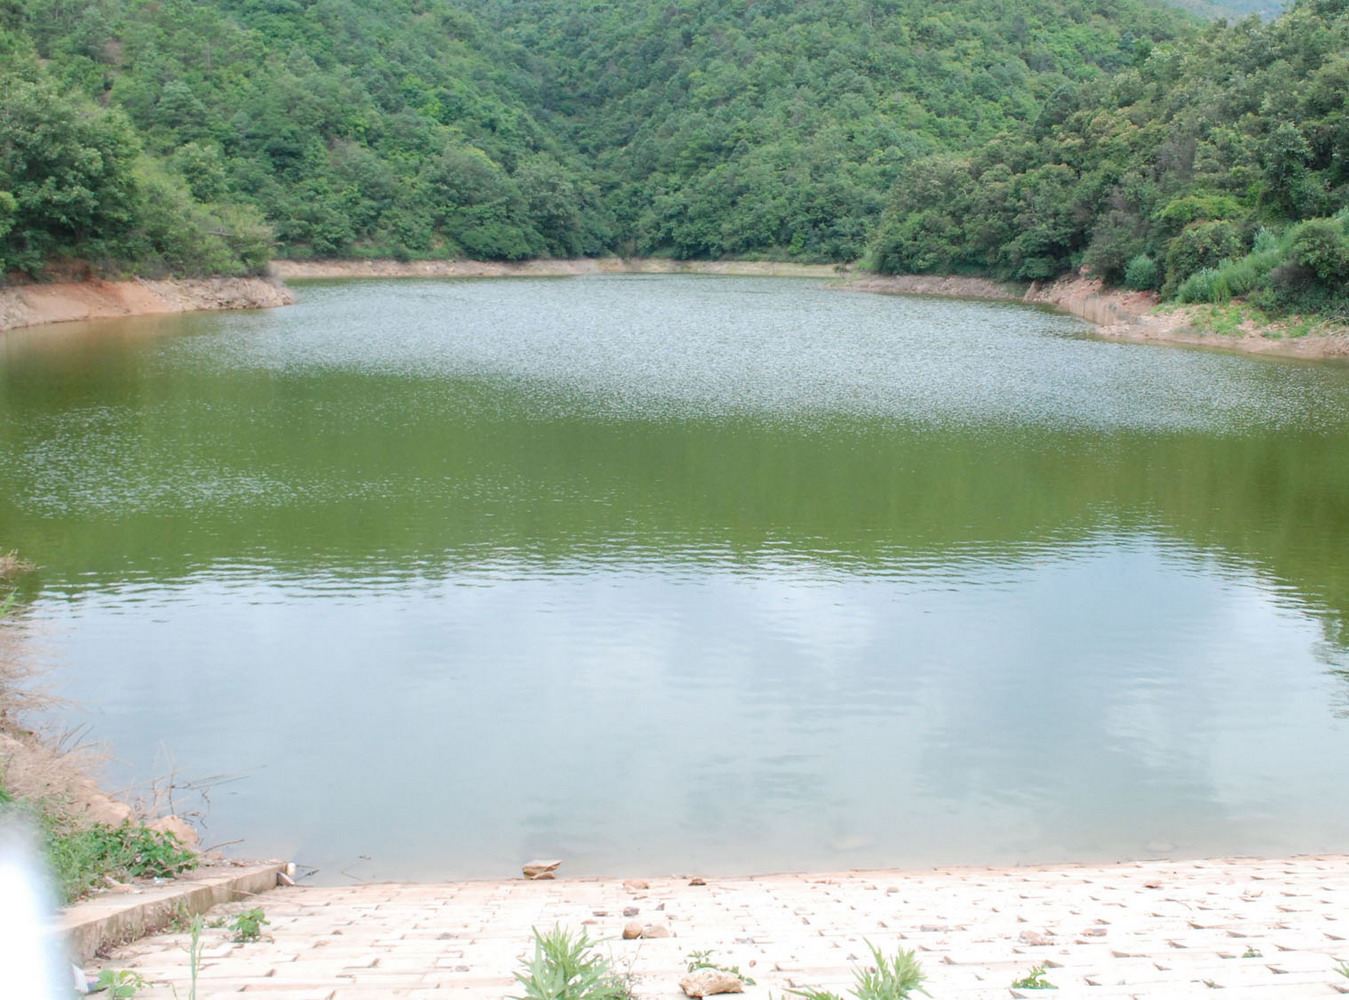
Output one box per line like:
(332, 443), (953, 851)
(1, 275), (1346, 881)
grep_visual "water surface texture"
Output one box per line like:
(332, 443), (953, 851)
(2, 275), (1347, 881)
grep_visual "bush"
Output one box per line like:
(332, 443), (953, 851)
(1289, 221), (1349, 283)
(1176, 267), (1229, 303)
(1163, 220), (1243, 297)
(1123, 253), (1158, 290)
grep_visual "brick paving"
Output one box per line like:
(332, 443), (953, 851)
(92, 856), (1349, 999)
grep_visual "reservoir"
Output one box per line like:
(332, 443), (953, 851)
(1, 274), (1347, 882)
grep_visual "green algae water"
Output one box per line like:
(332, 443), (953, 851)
(2, 274), (1348, 881)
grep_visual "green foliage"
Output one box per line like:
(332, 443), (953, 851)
(1010, 964), (1058, 989)
(1124, 253), (1159, 290)
(229, 907), (270, 943)
(0, 0), (1342, 323)
(0, 71), (140, 274)
(512, 926), (633, 1000)
(1289, 221), (1349, 283)
(685, 950), (756, 986)
(44, 820), (197, 904)
(853, 943), (927, 1000)
(94, 970), (148, 999)
(867, 0), (1349, 321)
(1163, 220), (1243, 296)
(790, 942), (925, 1000)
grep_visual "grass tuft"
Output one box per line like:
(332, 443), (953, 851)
(512, 926), (634, 1000)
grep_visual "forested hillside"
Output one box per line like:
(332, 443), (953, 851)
(0, 0), (1344, 320)
(870, 0), (1349, 318)
(474, 0), (1188, 261)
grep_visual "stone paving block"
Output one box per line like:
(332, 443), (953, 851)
(86, 856), (1349, 1000)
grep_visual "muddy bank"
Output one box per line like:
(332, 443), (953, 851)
(847, 271), (1349, 360)
(0, 276), (295, 333)
(271, 257), (844, 280)
(839, 273), (1025, 301)
(1024, 275), (1349, 359)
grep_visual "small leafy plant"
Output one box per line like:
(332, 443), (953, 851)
(1335, 960), (1348, 979)
(94, 969), (147, 998)
(45, 820), (197, 903)
(230, 907), (270, 943)
(512, 926), (633, 1000)
(1241, 945), (1262, 959)
(1010, 964), (1057, 990)
(686, 949), (756, 986)
(854, 944), (926, 1000)
(789, 942), (925, 1000)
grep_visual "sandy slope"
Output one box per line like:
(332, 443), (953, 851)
(0, 276), (295, 332)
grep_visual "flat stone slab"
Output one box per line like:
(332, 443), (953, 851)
(64, 861), (287, 962)
(89, 855), (1349, 999)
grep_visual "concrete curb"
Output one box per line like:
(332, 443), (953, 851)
(62, 862), (287, 962)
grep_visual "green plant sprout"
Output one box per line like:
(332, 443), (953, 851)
(789, 941), (926, 1000)
(1010, 963), (1058, 990)
(94, 970), (147, 998)
(686, 949), (757, 986)
(230, 908), (270, 943)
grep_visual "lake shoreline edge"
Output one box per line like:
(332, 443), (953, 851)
(277, 258), (1349, 361)
(3, 258), (1346, 360)
(0, 274), (294, 333)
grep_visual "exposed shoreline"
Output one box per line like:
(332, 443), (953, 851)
(844, 272), (1349, 360)
(276, 258), (1349, 360)
(3, 260), (1346, 361)
(0, 275), (294, 333)
(270, 257), (845, 280)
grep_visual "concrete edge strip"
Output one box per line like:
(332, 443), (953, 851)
(61, 862), (287, 962)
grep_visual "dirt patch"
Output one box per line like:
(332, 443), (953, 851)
(840, 273), (1025, 301)
(0, 276), (295, 333)
(1024, 274), (1349, 360)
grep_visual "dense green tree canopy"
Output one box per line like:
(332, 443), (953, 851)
(0, 0), (1343, 321)
(869, 0), (1349, 317)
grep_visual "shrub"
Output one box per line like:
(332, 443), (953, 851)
(1162, 219), (1243, 297)
(1123, 253), (1158, 290)
(1289, 221), (1349, 283)
(1176, 267), (1229, 304)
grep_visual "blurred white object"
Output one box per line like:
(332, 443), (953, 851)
(0, 809), (71, 999)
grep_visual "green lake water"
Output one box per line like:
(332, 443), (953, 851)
(1, 274), (1347, 881)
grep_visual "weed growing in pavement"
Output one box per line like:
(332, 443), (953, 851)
(512, 926), (634, 1000)
(789, 941), (926, 1000)
(229, 907), (270, 943)
(685, 949), (756, 986)
(1010, 963), (1057, 990)
(94, 970), (147, 998)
